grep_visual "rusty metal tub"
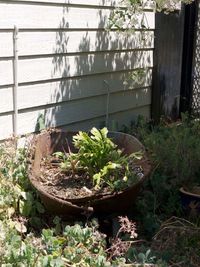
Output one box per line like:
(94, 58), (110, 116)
(29, 130), (151, 218)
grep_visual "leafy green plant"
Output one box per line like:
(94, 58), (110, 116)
(121, 116), (185, 237)
(109, 0), (194, 34)
(2, 132), (195, 266)
(54, 127), (142, 191)
(0, 218), (111, 267)
(127, 247), (157, 265)
(0, 141), (45, 227)
(144, 115), (200, 189)
(0, 141), (109, 267)
(0, 210), (144, 267)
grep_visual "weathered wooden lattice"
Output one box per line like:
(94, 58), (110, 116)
(192, 2), (200, 116)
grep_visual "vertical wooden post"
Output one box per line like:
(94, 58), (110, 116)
(151, 8), (185, 122)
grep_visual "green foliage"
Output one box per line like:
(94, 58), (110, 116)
(55, 127), (142, 190)
(0, 138), (158, 267)
(144, 116), (200, 188)
(127, 247), (156, 265)
(0, 143), (45, 222)
(35, 113), (45, 132)
(135, 172), (183, 239)
(121, 115), (152, 143)
(2, 119), (200, 266)
(0, 219), (112, 267)
(0, 141), (47, 238)
(121, 116), (186, 237)
(109, 0), (194, 33)
(0, 141), (114, 266)
(123, 69), (147, 89)
(120, 115), (200, 266)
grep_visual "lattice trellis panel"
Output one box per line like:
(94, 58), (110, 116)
(192, 2), (200, 116)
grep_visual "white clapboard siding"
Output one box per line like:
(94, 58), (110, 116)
(107, 105), (151, 128)
(0, 88), (14, 113)
(15, 87), (151, 135)
(20, 31), (153, 56)
(0, 104), (150, 140)
(0, 69), (152, 113)
(62, 105), (151, 132)
(0, 88), (151, 138)
(0, 33), (13, 57)
(0, 4), (154, 29)
(66, 0), (154, 8)
(0, 114), (13, 140)
(45, 88), (151, 127)
(1, 0), (119, 7)
(0, 0), (155, 140)
(0, 51), (153, 85)
(2, 0), (154, 9)
(0, 31), (154, 57)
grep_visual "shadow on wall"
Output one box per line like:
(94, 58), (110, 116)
(36, 5), (152, 132)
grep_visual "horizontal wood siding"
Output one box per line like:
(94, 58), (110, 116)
(1, 0), (154, 8)
(61, 105), (151, 132)
(0, 0), (154, 140)
(0, 69), (152, 113)
(0, 51), (153, 85)
(0, 4), (154, 29)
(0, 31), (154, 57)
(0, 0), (124, 7)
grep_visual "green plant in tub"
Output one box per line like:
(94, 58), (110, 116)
(54, 127), (143, 191)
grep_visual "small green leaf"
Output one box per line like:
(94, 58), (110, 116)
(20, 191), (33, 201)
(130, 151), (143, 160)
(93, 173), (101, 189)
(53, 152), (65, 159)
(19, 199), (32, 217)
(53, 216), (61, 225)
(36, 201), (45, 213)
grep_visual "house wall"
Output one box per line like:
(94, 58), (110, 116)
(0, 0), (154, 140)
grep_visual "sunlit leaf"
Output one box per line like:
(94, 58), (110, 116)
(14, 221), (27, 233)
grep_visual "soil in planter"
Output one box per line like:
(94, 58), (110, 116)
(38, 155), (144, 201)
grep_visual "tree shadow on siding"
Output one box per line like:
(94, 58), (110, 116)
(41, 5), (152, 132)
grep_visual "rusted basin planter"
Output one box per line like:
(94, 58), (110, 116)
(29, 130), (151, 218)
(180, 187), (200, 217)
